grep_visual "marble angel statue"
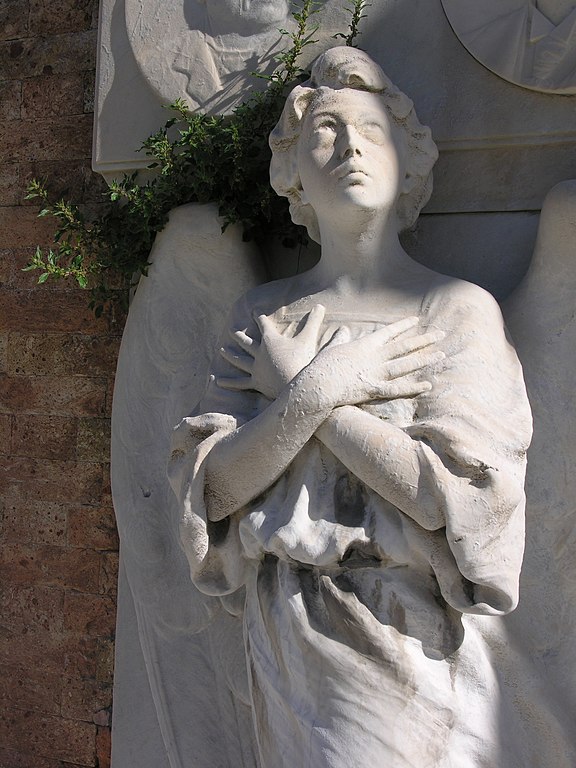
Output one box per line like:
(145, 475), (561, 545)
(166, 47), (533, 766)
(111, 44), (576, 768)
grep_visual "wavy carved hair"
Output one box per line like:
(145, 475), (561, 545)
(269, 47), (439, 243)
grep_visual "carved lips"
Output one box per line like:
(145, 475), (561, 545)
(334, 160), (370, 185)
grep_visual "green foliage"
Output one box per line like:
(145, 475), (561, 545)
(333, 0), (372, 47)
(25, 0), (369, 315)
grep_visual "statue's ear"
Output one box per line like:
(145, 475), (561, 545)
(293, 89), (313, 121)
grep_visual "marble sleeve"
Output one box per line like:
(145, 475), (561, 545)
(403, 285), (533, 615)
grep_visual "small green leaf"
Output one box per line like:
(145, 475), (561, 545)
(37, 272), (50, 284)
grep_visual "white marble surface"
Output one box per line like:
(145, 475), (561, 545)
(442, 0), (576, 94)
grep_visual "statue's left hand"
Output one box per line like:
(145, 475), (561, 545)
(218, 303), (331, 399)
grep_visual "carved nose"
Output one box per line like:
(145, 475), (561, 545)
(340, 127), (363, 160)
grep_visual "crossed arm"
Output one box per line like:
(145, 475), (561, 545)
(204, 305), (446, 527)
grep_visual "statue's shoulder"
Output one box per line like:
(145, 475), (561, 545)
(424, 273), (502, 324)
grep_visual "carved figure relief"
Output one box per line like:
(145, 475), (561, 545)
(125, 0), (294, 113)
(166, 48), (533, 766)
(442, 0), (576, 94)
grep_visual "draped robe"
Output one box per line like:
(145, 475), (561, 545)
(169, 272), (532, 768)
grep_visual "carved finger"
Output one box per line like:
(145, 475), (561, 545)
(281, 320), (298, 337)
(386, 329), (445, 360)
(299, 303), (326, 341)
(230, 329), (256, 354)
(322, 325), (351, 349)
(215, 376), (254, 391)
(378, 376), (433, 400)
(370, 316), (420, 344)
(387, 350), (445, 379)
(255, 312), (279, 337)
(219, 347), (254, 373)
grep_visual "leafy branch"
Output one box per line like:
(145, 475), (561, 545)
(25, 0), (370, 315)
(333, 0), (371, 47)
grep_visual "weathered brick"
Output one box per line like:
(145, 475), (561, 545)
(0, 206), (56, 248)
(83, 69), (94, 113)
(21, 73), (85, 119)
(98, 551), (118, 597)
(21, 159), (96, 206)
(77, 418), (110, 462)
(100, 463), (112, 507)
(0, 747), (61, 768)
(0, 706), (96, 765)
(1, 491), (68, 545)
(96, 726), (111, 768)
(0, 0), (29, 42)
(0, 31), (96, 80)
(7, 333), (121, 377)
(0, 333), (7, 373)
(0, 115), (93, 163)
(0, 412), (11, 451)
(0, 79), (21, 120)
(11, 413), (78, 460)
(29, 0), (94, 36)
(94, 637), (114, 684)
(64, 635), (109, 680)
(64, 593), (116, 638)
(68, 506), (118, 551)
(61, 676), (112, 722)
(0, 374), (106, 416)
(0, 544), (101, 592)
(0, 162), (20, 204)
(0, 290), (108, 334)
(0, 249), (14, 285)
(5, 247), (42, 289)
(0, 664), (62, 715)
(0, 627), (66, 672)
(0, 585), (65, 635)
(80, 165), (109, 204)
(0, 457), (102, 503)
(103, 376), (115, 417)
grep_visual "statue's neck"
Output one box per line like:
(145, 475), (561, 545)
(311, 216), (413, 290)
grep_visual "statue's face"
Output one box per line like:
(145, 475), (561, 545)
(297, 89), (406, 223)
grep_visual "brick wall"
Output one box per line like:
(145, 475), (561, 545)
(0, 2), (121, 766)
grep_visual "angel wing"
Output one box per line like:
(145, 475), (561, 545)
(110, 203), (264, 768)
(502, 180), (576, 764)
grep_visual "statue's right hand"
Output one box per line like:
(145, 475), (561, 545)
(304, 316), (445, 408)
(217, 304), (327, 400)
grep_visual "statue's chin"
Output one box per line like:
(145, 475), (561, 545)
(330, 183), (398, 220)
(207, 0), (290, 36)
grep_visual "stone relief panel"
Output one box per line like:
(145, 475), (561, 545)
(442, 0), (576, 94)
(125, 0), (295, 114)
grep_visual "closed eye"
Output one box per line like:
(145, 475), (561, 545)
(315, 119), (337, 132)
(360, 122), (388, 144)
